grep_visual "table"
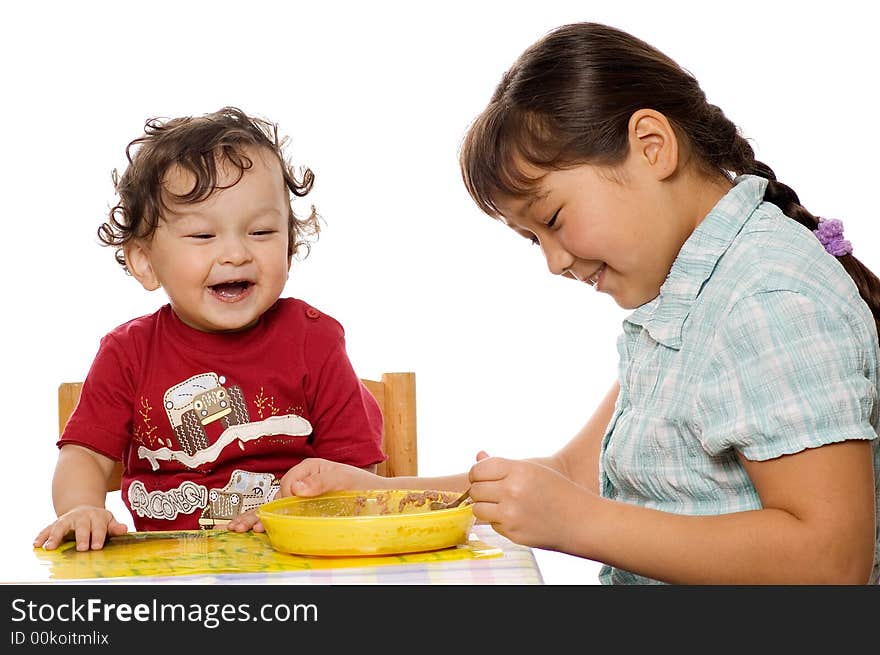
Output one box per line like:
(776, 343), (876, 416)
(9, 524), (543, 585)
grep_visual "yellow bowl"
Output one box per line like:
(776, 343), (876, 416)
(256, 490), (475, 556)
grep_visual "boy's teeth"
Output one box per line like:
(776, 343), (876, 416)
(211, 281), (249, 298)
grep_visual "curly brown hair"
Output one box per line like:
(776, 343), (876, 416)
(98, 106), (319, 272)
(459, 22), (880, 338)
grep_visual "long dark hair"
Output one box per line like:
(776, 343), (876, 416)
(99, 106), (319, 272)
(459, 22), (880, 336)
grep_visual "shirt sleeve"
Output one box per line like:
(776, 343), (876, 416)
(696, 290), (878, 460)
(303, 321), (385, 468)
(58, 333), (136, 461)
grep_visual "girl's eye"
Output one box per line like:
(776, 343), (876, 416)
(251, 229), (278, 236)
(188, 233), (214, 240)
(546, 209), (560, 228)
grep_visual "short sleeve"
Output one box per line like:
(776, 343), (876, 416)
(696, 290), (878, 460)
(302, 320), (385, 468)
(59, 333), (136, 461)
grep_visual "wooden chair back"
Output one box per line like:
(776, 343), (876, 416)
(57, 372), (417, 491)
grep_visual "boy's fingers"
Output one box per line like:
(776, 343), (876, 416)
(73, 521), (92, 552)
(41, 521), (73, 550)
(108, 520), (128, 536)
(35, 510), (120, 550)
(33, 526), (51, 548)
(39, 533), (58, 550)
(90, 521), (108, 550)
(227, 510), (260, 532)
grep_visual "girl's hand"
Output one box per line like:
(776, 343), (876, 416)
(33, 506), (128, 551)
(227, 458), (385, 533)
(277, 458), (383, 499)
(468, 456), (588, 551)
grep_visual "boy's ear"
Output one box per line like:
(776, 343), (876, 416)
(627, 109), (679, 181)
(124, 241), (161, 291)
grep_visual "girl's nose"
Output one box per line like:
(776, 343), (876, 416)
(541, 239), (574, 276)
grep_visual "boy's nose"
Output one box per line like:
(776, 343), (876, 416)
(218, 236), (252, 265)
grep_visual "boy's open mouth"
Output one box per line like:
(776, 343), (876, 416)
(209, 281), (254, 300)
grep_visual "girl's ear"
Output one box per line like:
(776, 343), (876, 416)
(124, 241), (161, 291)
(627, 109), (679, 181)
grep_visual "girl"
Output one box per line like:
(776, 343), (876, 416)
(230, 23), (880, 584)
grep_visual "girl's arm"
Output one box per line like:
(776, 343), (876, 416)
(275, 460), (470, 497)
(478, 438), (874, 583)
(227, 382), (621, 534)
(525, 382), (618, 493)
(227, 457), (471, 532)
(275, 380), (620, 498)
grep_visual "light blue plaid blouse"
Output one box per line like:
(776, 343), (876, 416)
(598, 175), (880, 585)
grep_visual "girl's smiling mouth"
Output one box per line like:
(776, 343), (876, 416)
(587, 264), (606, 288)
(567, 264), (606, 289)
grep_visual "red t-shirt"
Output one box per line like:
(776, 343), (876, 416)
(59, 298), (385, 531)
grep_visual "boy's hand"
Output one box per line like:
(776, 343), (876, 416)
(226, 509), (264, 533)
(227, 458), (384, 533)
(33, 506), (128, 551)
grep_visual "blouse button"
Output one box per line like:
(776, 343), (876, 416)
(305, 307), (320, 319)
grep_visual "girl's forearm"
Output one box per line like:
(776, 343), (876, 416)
(371, 472), (471, 492)
(573, 495), (868, 584)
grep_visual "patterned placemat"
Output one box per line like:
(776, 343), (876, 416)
(32, 529), (502, 580)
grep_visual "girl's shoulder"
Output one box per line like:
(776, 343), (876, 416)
(724, 202), (860, 304)
(713, 204), (877, 348)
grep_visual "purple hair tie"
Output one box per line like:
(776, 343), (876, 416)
(813, 218), (853, 257)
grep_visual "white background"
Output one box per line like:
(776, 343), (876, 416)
(2, 1), (877, 584)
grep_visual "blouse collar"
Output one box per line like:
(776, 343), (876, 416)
(624, 175), (768, 349)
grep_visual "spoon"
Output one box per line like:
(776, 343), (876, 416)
(430, 488), (471, 510)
